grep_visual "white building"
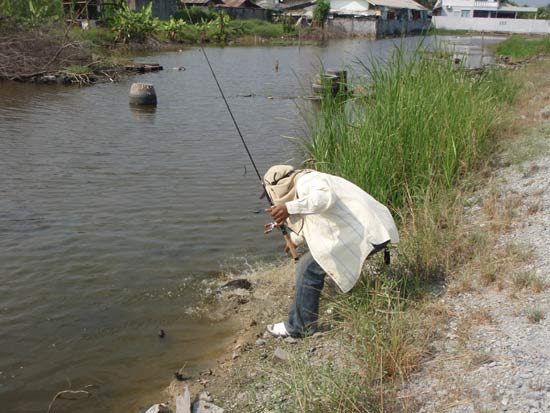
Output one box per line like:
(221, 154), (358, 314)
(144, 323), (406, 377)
(433, 0), (537, 19)
(431, 0), (549, 33)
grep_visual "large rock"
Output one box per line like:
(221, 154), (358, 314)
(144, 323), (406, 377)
(175, 386), (191, 413)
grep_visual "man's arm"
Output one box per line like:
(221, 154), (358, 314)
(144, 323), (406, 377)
(286, 174), (334, 215)
(267, 174), (334, 226)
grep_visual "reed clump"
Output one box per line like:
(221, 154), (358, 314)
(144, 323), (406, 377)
(276, 48), (520, 412)
(305, 48), (517, 210)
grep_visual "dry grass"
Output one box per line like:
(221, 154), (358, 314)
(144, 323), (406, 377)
(526, 307), (545, 324)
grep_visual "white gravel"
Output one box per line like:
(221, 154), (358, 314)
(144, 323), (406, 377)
(400, 121), (550, 413)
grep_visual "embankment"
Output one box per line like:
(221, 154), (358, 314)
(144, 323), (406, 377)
(147, 50), (550, 412)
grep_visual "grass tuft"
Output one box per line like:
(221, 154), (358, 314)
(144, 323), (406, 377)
(526, 307), (545, 323)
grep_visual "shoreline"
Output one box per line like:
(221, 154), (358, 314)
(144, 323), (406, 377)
(141, 56), (550, 412)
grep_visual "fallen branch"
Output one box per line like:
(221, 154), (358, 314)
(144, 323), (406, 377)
(47, 388), (93, 413)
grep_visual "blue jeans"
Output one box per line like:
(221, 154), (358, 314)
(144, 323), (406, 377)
(284, 251), (326, 337)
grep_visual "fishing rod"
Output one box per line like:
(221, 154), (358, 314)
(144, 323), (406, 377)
(181, 7), (299, 261)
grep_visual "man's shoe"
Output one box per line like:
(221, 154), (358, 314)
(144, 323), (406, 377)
(266, 322), (289, 338)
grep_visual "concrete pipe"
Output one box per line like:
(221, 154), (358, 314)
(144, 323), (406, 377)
(129, 83), (157, 106)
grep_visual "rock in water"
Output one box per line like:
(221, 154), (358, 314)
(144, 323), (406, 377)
(176, 386), (191, 413)
(220, 279), (252, 291)
(192, 400), (224, 413)
(145, 403), (171, 413)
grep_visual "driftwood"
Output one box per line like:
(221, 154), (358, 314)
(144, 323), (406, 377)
(47, 384), (96, 413)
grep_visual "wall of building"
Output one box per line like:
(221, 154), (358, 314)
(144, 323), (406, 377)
(432, 16), (550, 34)
(328, 17), (378, 35)
(215, 7), (271, 20)
(329, 16), (428, 36)
(377, 19), (428, 36)
(129, 0), (178, 20)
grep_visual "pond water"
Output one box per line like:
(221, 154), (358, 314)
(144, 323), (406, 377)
(0, 35), (503, 412)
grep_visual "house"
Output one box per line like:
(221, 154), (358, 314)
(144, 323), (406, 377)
(216, 0), (271, 19)
(433, 0), (537, 19)
(328, 0), (429, 36)
(431, 0), (547, 34)
(127, 0), (178, 20)
(181, 0), (223, 7)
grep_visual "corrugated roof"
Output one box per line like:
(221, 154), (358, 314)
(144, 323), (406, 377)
(182, 0), (220, 4)
(220, 0), (261, 7)
(367, 0), (427, 11)
(331, 0), (370, 12)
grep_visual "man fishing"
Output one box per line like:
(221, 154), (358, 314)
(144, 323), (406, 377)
(263, 165), (399, 338)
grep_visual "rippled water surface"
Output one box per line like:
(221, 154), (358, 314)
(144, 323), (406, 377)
(0, 35), (501, 412)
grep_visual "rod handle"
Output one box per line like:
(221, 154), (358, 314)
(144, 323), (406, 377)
(283, 233), (299, 261)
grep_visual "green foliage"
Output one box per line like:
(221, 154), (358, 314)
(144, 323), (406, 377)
(537, 5), (550, 19)
(495, 35), (550, 58)
(163, 16), (190, 41)
(0, 0), (63, 26)
(313, 0), (330, 26)
(237, 18), (288, 37)
(304, 47), (518, 210)
(70, 27), (117, 46)
(174, 5), (218, 23)
(111, 1), (160, 43)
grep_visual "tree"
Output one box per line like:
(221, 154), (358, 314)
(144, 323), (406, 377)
(313, 0), (330, 30)
(537, 4), (550, 19)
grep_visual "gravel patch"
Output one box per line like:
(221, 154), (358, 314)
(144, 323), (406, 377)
(400, 127), (550, 413)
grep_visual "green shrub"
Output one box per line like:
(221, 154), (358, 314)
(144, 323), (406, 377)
(240, 19), (285, 38)
(111, 1), (160, 43)
(174, 5), (218, 23)
(313, 0), (330, 27)
(70, 27), (116, 46)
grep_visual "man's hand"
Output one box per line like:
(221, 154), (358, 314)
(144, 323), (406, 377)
(267, 204), (289, 226)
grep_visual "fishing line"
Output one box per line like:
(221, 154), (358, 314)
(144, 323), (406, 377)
(180, 5), (299, 259)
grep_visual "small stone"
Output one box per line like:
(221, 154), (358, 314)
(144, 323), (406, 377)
(199, 391), (213, 403)
(192, 400), (224, 413)
(539, 106), (550, 119)
(255, 339), (266, 346)
(311, 332), (325, 339)
(263, 331), (272, 339)
(284, 337), (298, 344)
(145, 403), (171, 413)
(232, 352), (239, 360)
(273, 347), (290, 363)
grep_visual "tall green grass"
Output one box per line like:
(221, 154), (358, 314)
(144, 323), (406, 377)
(495, 35), (550, 59)
(305, 48), (517, 209)
(275, 47), (520, 412)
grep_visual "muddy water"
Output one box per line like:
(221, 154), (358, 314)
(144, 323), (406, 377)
(0, 35), (502, 412)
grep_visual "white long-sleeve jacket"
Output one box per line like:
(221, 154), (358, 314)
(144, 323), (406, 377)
(285, 171), (399, 293)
